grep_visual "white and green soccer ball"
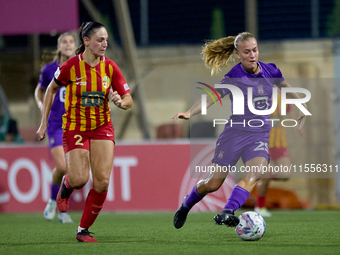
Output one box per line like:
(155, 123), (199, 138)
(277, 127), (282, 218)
(235, 211), (266, 241)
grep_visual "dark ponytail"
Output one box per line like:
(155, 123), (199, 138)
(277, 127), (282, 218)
(75, 21), (105, 55)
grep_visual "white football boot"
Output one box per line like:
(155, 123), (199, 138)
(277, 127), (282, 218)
(44, 199), (57, 220)
(255, 207), (272, 217)
(58, 212), (74, 223)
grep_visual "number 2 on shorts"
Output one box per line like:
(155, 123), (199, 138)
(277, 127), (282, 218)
(74, 135), (84, 146)
(254, 141), (268, 153)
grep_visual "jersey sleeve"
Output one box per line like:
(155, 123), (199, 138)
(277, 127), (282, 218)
(269, 63), (285, 86)
(38, 65), (50, 89)
(215, 75), (232, 98)
(53, 62), (70, 86)
(110, 62), (130, 95)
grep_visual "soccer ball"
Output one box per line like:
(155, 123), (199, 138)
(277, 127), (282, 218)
(235, 211), (266, 241)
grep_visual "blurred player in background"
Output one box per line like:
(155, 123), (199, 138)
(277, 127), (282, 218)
(255, 92), (299, 217)
(172, 32), (307, 229)
(37, 21), (133, 242)
(35, 32), (76, 223)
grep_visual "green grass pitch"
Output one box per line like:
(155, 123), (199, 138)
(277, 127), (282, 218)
(1, 210), (339, 255)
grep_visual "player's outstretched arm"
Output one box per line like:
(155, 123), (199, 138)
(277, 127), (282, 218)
(34, 84), (45, 113)
(288, 107), (304, 137)
(172, 91), (219, 122)
(297, 111), (306, 132)
(277, 80), (307, 132)
(36, 80), (60, 141)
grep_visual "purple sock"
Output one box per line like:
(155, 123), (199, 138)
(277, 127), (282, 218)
(51, 184), (60, 201)
(183, 185), (204, 210)
(223, 186), (250, 212)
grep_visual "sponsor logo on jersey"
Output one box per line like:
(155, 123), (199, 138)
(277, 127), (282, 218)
(124, 83), (130, 91)
(81, 91), (105, 107)
(218, 150), (224, 159)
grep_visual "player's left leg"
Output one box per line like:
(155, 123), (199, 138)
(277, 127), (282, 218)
(76, 139), (114, 243)
(215, 130), (270, 227)
(174, 164), (228, 229)
(214, 157), (267, 227)
(58, 148), (90, 212)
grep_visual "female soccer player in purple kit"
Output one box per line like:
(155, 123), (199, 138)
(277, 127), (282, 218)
(35, 33), (76, 223)
(172, 32), (307, 228)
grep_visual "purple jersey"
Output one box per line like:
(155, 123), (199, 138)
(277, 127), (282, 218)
(218, 61), (284, 132)
(38, 60), (65, 132)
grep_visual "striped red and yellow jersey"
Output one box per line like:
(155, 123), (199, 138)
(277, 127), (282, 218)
(54, 53), (130, 131)
(269, 125), (288, 149)
(269, 92), (291, 148)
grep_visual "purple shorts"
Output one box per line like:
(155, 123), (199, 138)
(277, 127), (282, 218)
(212, 127), (270, 167)
(46, 127), (63, 150)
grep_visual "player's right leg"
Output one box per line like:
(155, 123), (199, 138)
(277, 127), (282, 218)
(215, 156), (268, 227)
(174, 164), (228, 229)
(57, 148), (90, 212)
(57, 131), (90, 213)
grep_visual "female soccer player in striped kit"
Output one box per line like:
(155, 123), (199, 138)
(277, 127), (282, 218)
(37, 22), (133, 242)
(35, 32), (76, 224)
(172, 32), (307, 229)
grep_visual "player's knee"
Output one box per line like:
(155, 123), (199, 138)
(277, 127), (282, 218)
(69, 175), (88, 189)
(55, 165), (67, 175)
(240, 177), (260, 188)
(94, 182), (109, 193)
(204, 179), (223, 193)
(93, 178), (109, 193)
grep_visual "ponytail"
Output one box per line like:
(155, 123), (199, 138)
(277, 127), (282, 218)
(75, 44), (85, 55)
(202, 36), (236, 75)
(75, 21), (105, 55)
(202, 32), (255, 75)
(53, 50), (62, 62)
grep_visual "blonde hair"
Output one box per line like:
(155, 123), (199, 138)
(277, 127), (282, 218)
(53, 32), (75, 62)
(202, 32), (255, 75)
